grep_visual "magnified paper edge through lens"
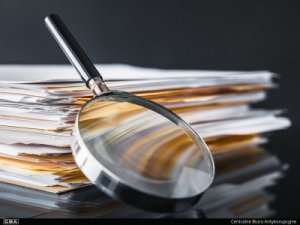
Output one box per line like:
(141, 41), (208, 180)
(73, 91), (215, 200)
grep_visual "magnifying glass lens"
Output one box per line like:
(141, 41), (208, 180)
(74, 91), (214, 210)
(45, 14), (214, 212)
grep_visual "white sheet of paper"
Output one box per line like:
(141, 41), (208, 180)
(0, 143), (71, 156)
(0, 64), (275, 83)
(193, 115), (291, 138)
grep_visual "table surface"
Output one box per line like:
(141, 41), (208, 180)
(0, 147), (286, 218)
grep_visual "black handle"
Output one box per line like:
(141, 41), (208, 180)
(45, 14), (104, 87)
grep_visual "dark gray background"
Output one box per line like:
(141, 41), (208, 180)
(0, 0), (298, 217)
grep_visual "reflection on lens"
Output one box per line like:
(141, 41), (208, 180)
(78, 92), (214, 198)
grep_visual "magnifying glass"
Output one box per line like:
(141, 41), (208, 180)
(45, 14), (214, 213)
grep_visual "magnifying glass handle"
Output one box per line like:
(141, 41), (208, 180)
(45, 14), (109, 94)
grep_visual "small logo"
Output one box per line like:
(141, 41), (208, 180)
(3, 219), (19, 225)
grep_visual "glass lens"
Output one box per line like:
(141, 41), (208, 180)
(77, 91), (214, 199)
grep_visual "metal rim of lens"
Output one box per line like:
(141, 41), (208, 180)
(71, 90), (215, 212)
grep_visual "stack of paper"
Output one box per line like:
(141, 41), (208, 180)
(0, 64), (291, 194)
